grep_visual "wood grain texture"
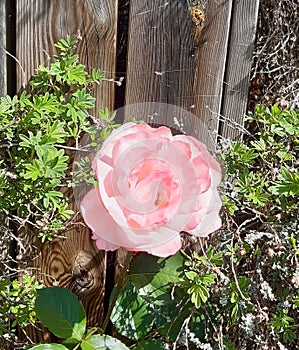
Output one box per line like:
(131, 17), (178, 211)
(193, 0), (233, 149)
(124, 1), (203, 134)
(20, 218), (106, 342)
(0, 0), (6, 97)
(16, 0), (118, 342)
(220, 0), (260, 140)
(125, 1), (194, 106)
(16, 0), (117, 111)
(124, 0), (235, 150)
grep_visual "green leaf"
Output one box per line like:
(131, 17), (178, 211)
(61, 337), (79, 348)
(129, 252), (185, 303)
(73, 88), (96, 109)
(81, 335), (130, 350)
(269, 167), (299, 195)
(222, 196), (238, 215)
(110, 281), (154, 341)
(157, 301), (205, 342)
(201, 273), (217, 285)
(91, 69), (105, 82)
(283, 328), (296, 343)
(35, 287), (86, 340)
(187, 284), (209, 307)
(23, 160), (43, 180)
(29, 345), (68, 350)
(231, 304), (239, 324)
(185, 271), (198, 281)
(43, 190), (64, 209)
(44, 121), (67, 144)
(133, 339), (165, 350)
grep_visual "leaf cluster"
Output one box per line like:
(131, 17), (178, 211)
(110, 251), (224, 348)
(219, 103), (299, 348)
(0, 35), (117, 241)
(0, 275), (41, 335)
(270, 308), (297, 344)
(31, 252), (213, 349)
(30, 287), (130, 350)
(222, 104), (299, 220)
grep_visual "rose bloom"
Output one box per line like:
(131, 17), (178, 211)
(80, 122), (222, 257)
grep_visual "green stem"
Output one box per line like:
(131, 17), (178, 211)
(100, 251), (133, 334)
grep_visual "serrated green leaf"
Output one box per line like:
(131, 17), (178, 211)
(81, 335), (130, 350)
(197, 284), (209, 303)
(23, 160), (43, 180)
(201, 273), (216, 285)
(35, 287), (86, 340)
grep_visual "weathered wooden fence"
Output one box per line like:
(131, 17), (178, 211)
(0, 0), (259, 342)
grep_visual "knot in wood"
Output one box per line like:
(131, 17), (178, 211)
(72, 251), (95, 289)
(190, 5), (205, 28)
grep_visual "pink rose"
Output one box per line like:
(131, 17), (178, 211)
(80, 122), (222, 257)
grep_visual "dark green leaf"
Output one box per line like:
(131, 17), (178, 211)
(35, 287), (86, 340)
(283, 328), (296, 343)
(158, 301), (205, 342)
(129, 252), (185, 303)
(110, 281), (154, 341)
(133, 339), (165, 350)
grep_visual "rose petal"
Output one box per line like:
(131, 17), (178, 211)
(81, 188), (180, 252)
(92, 233), (120, 251)
(141, 234), (182, 257)
(80, 188), (119, 241)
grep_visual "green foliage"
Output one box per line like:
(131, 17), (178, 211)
(270, 309), (297, 344)
(133, 339), (165, 350)
(0, 35), (120, 347)
(0, 275), (41, 335)
(127, 252), (206, 345)
(226, 277), (251, 325)
(35, 287), (86, 340)
(181, 247), (222, 309)
(129, 251), (185, 302)
(220, 103), (299, 348)
(80, 335), (130, 350)
(110, 281), (155, 341)
(223, 103), (299, 219)
(31, 287), (129, 350)
(30, 345), (68, 350)
(0, 35), (118, 242)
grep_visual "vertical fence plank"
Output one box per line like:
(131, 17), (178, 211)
(124, 1), (200, 131)
(125, 0), (195, 108)
(0, 0), (7, 97)
(124, 0), (234, 150)
(193, 0), (233, 149)
(220, 0), (260, 140)
(15, 0), (118, 342)
(16, 0), (117, 112)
